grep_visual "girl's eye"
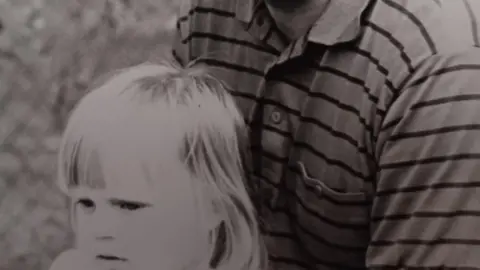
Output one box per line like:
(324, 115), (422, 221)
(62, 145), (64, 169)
(116, 201), (147, 211)
(76, 198), (95, 211)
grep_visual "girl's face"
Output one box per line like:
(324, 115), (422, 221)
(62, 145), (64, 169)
(68, 151), (213, 270)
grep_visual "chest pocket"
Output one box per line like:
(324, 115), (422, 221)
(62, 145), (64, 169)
(289, 161), (371, 269)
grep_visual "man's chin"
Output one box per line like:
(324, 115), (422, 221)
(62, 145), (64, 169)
(264, 0), (311, 11)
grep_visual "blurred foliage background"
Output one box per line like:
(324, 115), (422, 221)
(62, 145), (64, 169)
(0, 0), (177, 269)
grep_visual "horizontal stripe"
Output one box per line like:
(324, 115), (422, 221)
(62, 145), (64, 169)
(182, 31), (279, 55)
(376, 181), (480, 197)
(380, 154), (480, 169)
(194, 58), (264, 76)
(411, 94), (480, 109)
(178, 6), (234, 22)
(372, 210), (480, 223)
(388, 124), (480, 141)
(369, 266), (480, 270)
(408, 64), (480, 88)
(371, 238), (480, 246)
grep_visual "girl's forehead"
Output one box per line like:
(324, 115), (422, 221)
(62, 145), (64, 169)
(67, 76), (201, 203)
(76, 148), (195, 204)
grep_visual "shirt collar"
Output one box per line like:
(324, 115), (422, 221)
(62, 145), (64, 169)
(235, 0), (258, 23)
(235, 0), (371, 45)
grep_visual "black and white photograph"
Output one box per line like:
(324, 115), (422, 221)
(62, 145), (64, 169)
(1, 0), (480, 269)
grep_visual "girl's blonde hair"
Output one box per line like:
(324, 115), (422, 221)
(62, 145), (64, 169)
(56, 60), (266, 270)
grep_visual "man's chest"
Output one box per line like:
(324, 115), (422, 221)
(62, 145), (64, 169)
(189, 25), (391, 268)
(193, 37), (382, 186)
(198, 54), (381, 268)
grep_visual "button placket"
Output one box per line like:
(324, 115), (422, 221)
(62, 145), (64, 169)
(262, 105), (287, 210)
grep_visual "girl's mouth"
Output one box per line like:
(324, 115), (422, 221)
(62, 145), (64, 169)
(96, 254), (127, 262)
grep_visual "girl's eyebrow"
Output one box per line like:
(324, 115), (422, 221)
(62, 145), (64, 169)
(108, 198), (153, 206)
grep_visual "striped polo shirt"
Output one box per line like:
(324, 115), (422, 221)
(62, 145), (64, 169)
(173, 0), (480, 269)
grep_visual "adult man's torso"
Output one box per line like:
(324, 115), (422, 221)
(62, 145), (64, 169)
(173, 0), (480, 269)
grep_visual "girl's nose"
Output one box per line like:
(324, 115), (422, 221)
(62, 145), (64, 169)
(92, 215), (116, 240)
(82, 207), (118, 242)
(95, 235), (114, 241)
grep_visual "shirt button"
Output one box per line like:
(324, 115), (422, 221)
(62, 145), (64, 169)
(270, 110), (283, 124)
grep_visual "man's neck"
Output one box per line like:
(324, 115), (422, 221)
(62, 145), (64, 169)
(265, 0), (331, 41)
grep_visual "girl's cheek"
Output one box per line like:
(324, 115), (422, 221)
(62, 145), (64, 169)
(122, 209), (171, 248)
(73, 214), (90, 247)
(125, 210), (157, 232)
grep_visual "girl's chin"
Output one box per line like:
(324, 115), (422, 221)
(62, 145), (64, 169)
(49, 249), (96, 270)
(50, 248), (207, 270)
(50, 249), (131, 270)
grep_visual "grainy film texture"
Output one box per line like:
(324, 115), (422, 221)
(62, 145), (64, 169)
(0, 0), (178, 269)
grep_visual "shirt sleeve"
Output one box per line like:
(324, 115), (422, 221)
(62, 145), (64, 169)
(368, 47), (480, 269)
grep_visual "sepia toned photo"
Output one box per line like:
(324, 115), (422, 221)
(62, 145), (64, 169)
(1, 0), (480, 269)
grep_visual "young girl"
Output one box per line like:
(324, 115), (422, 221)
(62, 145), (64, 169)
(49, 60), (266, 270)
